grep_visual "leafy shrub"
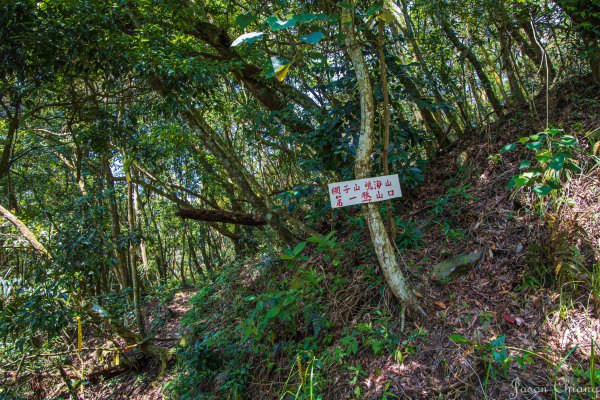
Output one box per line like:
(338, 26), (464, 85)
(501, 128), (581, 198)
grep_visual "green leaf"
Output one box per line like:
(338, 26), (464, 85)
(292, 13), (329, 23)
(522, 170), (541, 179)
(299, 31), (324, 44)
(236, 14), (255, 29)
(546, 128), (563, 136)
(293, 241), (307, 256)
(564, 161), (582, 173)
(526, 141), (543, 150)
(519, 160), (531, 169)
(379, 9), (395, 23)
(449, 333), (472, 344)
(533, 185), (553, 195)
(266, 16), (296, 31)
(491, 336), (507, 363)
(307, 235), (321, 243)
(266, 305), (281, 319)
(499, 143), (515, 153)
(366, 4), (383, 16)
(560, 135), (577, 146)
(548, 158), (564, 171)
(230, 32), (265, 47)
(518, 136), (530, 144)
(536, 149), (552, 163)
(324, 231), (336, 240)
(546, 179), (562, 189)
(282, 295), (296, 306)
(508, 175), (529, 189)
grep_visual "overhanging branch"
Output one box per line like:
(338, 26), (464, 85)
(176, 207), (267, 226)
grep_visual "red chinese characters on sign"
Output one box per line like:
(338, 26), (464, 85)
(328, 174), (402, 209)
(361, 191), (372, 203)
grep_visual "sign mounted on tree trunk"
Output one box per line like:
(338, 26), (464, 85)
(327, 174), (402, 208)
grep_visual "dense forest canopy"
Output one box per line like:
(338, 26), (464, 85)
(0, 0), (599, 398)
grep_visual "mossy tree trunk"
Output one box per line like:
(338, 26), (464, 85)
(341, 6), (423, 316)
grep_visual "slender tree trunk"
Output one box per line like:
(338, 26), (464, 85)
(499, 26), (524, 104)
(394, 0), (462, 137)
(0, 116), (18, 180)
(342, 6), (422, 315)
(125, 163), (145, 336)
(507, 14), (556, 84)
(199, 224), (215, 277)
(179, 237), (187, 287)
(554, 0), (600, 85)
(133, 175), (149, 274)
(140, 190), (166, 285)
(440, 19), (504, 117)
(377, 18), (396, 239)
(187, 230), (208, 279)
(103, 157), (131, 290)
(183, 110), (302, 244)
(0, 204), (49, 257)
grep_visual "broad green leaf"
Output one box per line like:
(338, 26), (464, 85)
(522, 170), (541, 179)
(546, 128), (563, 136)
(546, 179), (562, 189)
(366, 4), (383, 16)
(499, 143), (515, 153)
(236, 14), (255, 29)
(519, 160), (531, 169)
(526, 141), (543, 150)
(491, 336), (507, 363)
(564, 161), (582, 173)
(292, 13), (329, 23)
(282, 295), (296, 306)
(508, 175), (529, 189)
(536, 149), (552, 163)
(533, 185), (553, 195)
(518, 136), (530, 144)
(266, 16), (296, 31)
(548, 158), (564, 171)
(560, 135), (577, 146)
(449, 333), (472, 344)
(307, 235), (321, 243)
(230, 31), (264, 47)
(266, 306), (281, 319)
(299, 31), (324, 44)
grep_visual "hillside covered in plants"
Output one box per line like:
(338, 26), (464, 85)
(0, 0), (599, 399)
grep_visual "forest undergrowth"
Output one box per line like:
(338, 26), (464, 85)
(35, 75), (598, 400)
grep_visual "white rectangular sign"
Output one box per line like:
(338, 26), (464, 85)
(328, 174), (402, 208)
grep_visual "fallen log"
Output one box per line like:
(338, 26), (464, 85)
(176, 207), (267, 226)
